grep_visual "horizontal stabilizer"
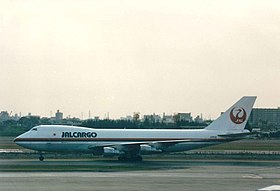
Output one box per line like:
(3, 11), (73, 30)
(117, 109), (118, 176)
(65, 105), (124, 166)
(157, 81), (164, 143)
(218, 132), (256, 139)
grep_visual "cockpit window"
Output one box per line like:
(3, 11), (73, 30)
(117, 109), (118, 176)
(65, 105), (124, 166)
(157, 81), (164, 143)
(31, 128), (37, 131)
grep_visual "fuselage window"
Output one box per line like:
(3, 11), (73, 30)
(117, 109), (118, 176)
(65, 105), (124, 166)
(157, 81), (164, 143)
(31, 128), (37, 131)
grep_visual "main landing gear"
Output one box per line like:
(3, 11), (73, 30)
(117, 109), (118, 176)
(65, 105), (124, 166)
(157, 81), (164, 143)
(39, 153), (44, 161)
(118, 155), (143, 162)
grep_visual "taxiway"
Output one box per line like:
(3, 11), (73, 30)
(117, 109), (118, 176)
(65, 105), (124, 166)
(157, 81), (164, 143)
(1, 159), (280, 191)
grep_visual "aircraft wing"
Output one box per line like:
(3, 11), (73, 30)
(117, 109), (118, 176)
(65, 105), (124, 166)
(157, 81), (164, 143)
(88, 139), (191, 154)
(88, 141), (149, 150)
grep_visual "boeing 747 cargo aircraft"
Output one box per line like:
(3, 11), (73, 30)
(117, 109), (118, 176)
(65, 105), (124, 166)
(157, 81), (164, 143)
(14, 96), (256, 161)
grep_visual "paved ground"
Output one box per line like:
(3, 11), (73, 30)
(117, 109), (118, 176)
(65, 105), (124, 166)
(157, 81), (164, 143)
(1, 159), (280, 191)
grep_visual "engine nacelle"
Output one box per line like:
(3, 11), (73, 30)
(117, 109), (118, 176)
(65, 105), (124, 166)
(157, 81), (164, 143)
(140, 144), (162, 154)
(103, 147), (123, 156)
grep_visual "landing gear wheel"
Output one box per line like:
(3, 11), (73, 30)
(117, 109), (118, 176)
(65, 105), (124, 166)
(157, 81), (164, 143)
(39, 155), (44, 161)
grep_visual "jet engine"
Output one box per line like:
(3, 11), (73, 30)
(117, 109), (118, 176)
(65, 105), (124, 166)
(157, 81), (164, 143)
(103, 147), (124, 157)
(140, 144), (162, 154)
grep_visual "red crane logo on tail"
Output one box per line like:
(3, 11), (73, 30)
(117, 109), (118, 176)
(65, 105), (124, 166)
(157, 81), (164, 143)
(230, 107), (247, 124)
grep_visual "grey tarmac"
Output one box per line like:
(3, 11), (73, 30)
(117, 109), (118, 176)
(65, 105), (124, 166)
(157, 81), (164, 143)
(1, 159), (280, 191)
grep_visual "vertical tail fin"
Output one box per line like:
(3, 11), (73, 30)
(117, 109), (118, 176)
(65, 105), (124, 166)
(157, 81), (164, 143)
(205, 96), (256, 133)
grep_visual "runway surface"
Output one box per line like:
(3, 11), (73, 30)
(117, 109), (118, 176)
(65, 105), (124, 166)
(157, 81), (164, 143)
(1, 159), (280, 191)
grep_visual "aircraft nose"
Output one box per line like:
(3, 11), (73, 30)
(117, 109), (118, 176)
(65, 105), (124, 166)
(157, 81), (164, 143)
(14, 134), (21, 143)
(13, 133), (26, 144)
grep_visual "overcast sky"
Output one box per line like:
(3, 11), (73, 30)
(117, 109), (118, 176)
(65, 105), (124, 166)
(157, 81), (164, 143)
(0, 0), (279, 119)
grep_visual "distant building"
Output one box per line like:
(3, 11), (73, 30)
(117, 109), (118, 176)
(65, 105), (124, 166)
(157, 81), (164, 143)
(162, 115), (175, 124)
(177, 113), (192, 122)
(121, 115), (133, 121)
(143, 114), (161, 123)
(94, 116), (100, 121)
(249, 108), (280, 127)
(0, 111), (10, 121)
(55, 110), (63, 121)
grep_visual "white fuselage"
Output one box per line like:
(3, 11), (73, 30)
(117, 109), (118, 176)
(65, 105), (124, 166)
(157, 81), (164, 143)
(14, 125), (231, 154)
